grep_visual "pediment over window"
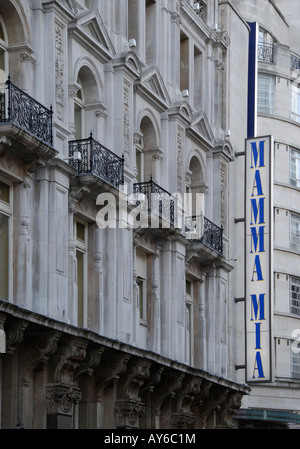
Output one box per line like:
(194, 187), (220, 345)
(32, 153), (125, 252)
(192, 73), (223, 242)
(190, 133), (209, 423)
(68, 10), (115, 60)
(59, 0), (89, 14)
(134, 67), (171, 112)
(187, 112), (215, 150)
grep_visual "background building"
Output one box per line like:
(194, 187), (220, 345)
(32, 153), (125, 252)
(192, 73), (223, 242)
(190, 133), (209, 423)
(227, 0), (300, 429)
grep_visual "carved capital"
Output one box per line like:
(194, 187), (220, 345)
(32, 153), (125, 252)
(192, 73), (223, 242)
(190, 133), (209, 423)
(115, 400), (145, 429)
(46, 384), (82, 415)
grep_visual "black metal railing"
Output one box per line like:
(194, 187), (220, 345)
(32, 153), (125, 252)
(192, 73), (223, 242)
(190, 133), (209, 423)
(257, 43), (274, 63)
(291, 51), (300, 70)
(133, 178), (175, 226)
(69, 134), (124, 189)
(187, 215), (223, 255)
(0, 77), (53, 146)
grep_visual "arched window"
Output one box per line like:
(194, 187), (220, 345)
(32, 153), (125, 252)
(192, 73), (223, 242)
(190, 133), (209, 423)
(138, 115), (160, 182)
(188, 155), (205, 216)
(135, 135), (144, 183)
(74, 77), (85, 140)
(73, 65), (101, 140)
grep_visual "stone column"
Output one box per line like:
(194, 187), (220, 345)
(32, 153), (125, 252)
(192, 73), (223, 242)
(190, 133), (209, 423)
(16, 177), (32, 310)
(46, 337), (89, 429)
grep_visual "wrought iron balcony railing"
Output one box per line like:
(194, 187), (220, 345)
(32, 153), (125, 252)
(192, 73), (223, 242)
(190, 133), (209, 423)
(257, 43), (274, 63)
(133, 178), (175, 227)
(0, 77), (53, 146)
(186, 215), (223, 255)
(69, 134), (124, 189)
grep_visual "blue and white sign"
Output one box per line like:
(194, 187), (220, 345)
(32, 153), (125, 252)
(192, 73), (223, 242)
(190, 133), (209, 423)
(245, 136), (273, 383)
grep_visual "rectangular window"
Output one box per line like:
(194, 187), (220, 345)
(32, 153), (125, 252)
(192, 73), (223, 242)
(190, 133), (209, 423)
(185, 279), (193, 365)
(291, 84), (300, 124)
(136, 251), (148, 322)
(0, 179), (11, 301)
(257, 74), (275, 114)
(0, 212), (9, 299)
(74, 219), (87, 327)
(290, 213), (300, 252)
(290, 276), (300, 316)
(291, 348), (300, 379)
(290, 148), (300, 188)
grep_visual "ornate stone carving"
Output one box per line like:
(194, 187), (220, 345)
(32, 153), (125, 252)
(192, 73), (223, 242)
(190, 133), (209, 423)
(46, 384), (82, 415)
(196, 385), (229, 429)
(20, 331), (62, 387)
(216, 391), (243, 429)
(74, 344), (105, 381)
(95, 352), (131, 402)
(47, 336), (89, 386)
(69, 186), (90, 213)
(152, 370), (185, 416)
(116, 357), (151, 403)
(55, 21), (65, 121)
(4, 319), (28, 354)
(170, 376), (202, 429)
(115, 357), (152, 429)
(177, 125), (184, 192)
(123, 81), (130, 161)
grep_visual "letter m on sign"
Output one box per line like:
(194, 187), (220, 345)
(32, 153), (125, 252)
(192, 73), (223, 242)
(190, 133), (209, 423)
(251, 140), (265, 168)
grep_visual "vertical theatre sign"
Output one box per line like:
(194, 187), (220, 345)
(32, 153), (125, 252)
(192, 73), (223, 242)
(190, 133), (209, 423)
(245, 136), (273, 383)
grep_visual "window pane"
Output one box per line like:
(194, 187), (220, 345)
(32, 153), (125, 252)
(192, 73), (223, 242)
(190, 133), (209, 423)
(291, 85), (300, 123)
(0, 213), (9, 299)
(290, 149), (300, 188)
(257, 74), (274, 114)
(290, 276), (300, 316)
(76, 250), (84, 327)
(0, 180), (9, 203)
(76, 221), (85, 242)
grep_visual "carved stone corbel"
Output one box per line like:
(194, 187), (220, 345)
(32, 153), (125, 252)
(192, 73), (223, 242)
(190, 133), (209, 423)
(170, 376), (202, 429)
(0, 136), (12, 156)
(47, 336), (89, 386)
(152, 370), (185, 417)
(20, 331), (62, 387)
(95, 351), (131, 402)
(115, 357), (152, 429)
(216, 391), (243, 429)
(69, 186), (90, 214)
(197, 385), (230, 429)
(74, 344), (105, 381)
(4, 319), (28, 354)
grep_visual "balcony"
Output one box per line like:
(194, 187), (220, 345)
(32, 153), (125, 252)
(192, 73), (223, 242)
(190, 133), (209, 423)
(133, 178), (176, 230)
(0, 77), (56, 164)
(257, 43), (274, 63)
(0, 77), (53, 146)
(68, 134), (124, 190)
(185, 215), (223, 256)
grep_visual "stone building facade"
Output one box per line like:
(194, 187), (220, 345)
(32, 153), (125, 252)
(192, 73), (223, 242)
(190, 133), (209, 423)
(0, 0), (254, 429)
(228, 0), (300, 429)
